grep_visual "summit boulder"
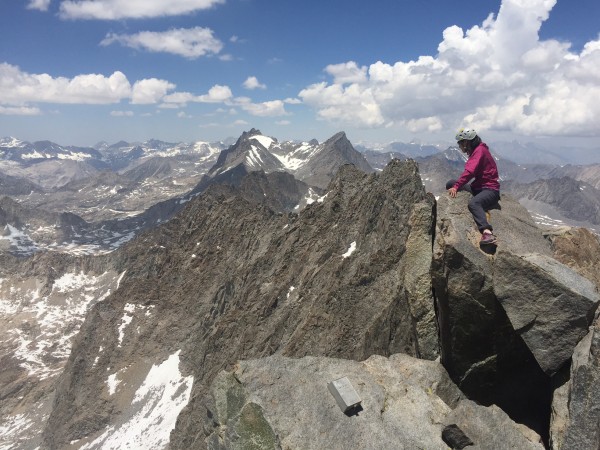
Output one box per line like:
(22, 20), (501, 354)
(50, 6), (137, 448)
(433, 191), (599, 439)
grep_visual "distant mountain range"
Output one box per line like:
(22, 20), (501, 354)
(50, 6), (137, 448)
(2, 130), (600, 258)
(0, 129), (371, 256)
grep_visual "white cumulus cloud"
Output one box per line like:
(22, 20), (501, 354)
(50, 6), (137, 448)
(101, 27), (223, 59)
(0, 63), (131, 105)
(59, 0), (225, 20)
(162, 85), (233, 106)
(110, 110), (134, 117)
(0, 64), (195, 111)
(243, 76), (266, 90)
(199, 85), (233, 103)
(299, 0), (600, 137)
(131, 79), (176, 104)
(235, 98), (288, 117)
(325, 61), (368, 84)
(27, 0), (51, 11)
(0, 105), (42, 116)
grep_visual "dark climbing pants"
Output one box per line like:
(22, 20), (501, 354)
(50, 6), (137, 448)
(446, 180), (500, 232)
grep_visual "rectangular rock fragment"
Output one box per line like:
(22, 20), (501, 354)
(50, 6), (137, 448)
(328, 377), (361, 413)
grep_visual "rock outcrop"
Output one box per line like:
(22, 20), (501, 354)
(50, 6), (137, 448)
(432, 191), (599, 439)
(205, 354), (543, 450)
(494, 252), (598, 375)
(550, 318), (600, 449)
(546, 226), (600, 289)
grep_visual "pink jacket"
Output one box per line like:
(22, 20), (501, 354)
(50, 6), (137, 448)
(453, 143), (500, 191)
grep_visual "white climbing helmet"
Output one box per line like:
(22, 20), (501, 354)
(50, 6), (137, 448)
(455, 128), (477, 141)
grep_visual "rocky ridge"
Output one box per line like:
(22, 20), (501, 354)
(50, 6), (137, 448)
(42, 160), (438, 449)
(203, 186), (600, 450)
(31, 161), (599, 448)
(505, 176), (600, 227)
(0, 153), (599, 449)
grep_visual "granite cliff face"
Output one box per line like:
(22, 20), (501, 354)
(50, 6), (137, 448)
(432, 192), (599, 443)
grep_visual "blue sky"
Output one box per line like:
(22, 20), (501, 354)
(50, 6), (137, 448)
(0, 0), (599, 149)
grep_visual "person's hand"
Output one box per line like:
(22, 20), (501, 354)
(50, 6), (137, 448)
(448, 187), (458, 198)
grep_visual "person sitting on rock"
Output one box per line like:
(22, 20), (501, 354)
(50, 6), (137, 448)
(447, 128), (500, 245)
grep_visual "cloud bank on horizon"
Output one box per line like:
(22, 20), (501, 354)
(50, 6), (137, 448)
(3, 0), (600, 141)
(300, 0), (600, 137)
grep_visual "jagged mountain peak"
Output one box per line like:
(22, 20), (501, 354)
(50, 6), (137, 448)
(93, 140), (109, 151)
(209, 130), (283, 177)
(292, 131), (374, 189)
(440, 146), (467, 162)
(144, 138), (177, 149)
(232, 128), (279, 150)
(206, 130), (373, 190)
(323, 130), (347, 143)
(108, 140), (132, 149)
(0, 136), (26, 147)
(32, 140), (62, 151)
(233, 128), (263, 145)
(246, 127), (262, 136)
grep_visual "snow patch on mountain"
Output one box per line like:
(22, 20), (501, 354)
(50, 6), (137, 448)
(142, 141), (223, 160)
(0, 137), (25, 148)
(272, 141), (322, 171)
(106, 372), (121, 396)
(1, 221), (138, 257)
(0, 413), (36, 447)
(0, 267), (125, 449)
(342, 241), (357, 258)
(80, 350), (193, 450)
(1, 224), (38, 256)
(519, 198), (599, 234)
(118, 303), (155, 347)
(118, 304), (135, 347)
(3, 270), (121, 380)
(246, 145), (266, 168)
(295, 188), (325, 210)
(20, 150), (49, 160)
(58, 152), (93, 161)
(251, 135), (274, 149)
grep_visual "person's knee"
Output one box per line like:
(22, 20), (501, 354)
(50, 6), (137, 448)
(468, 197), (479, 211)
(445, 180), (456, 190)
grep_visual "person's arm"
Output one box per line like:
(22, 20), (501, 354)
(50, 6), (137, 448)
(452, 149), (482, 191)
